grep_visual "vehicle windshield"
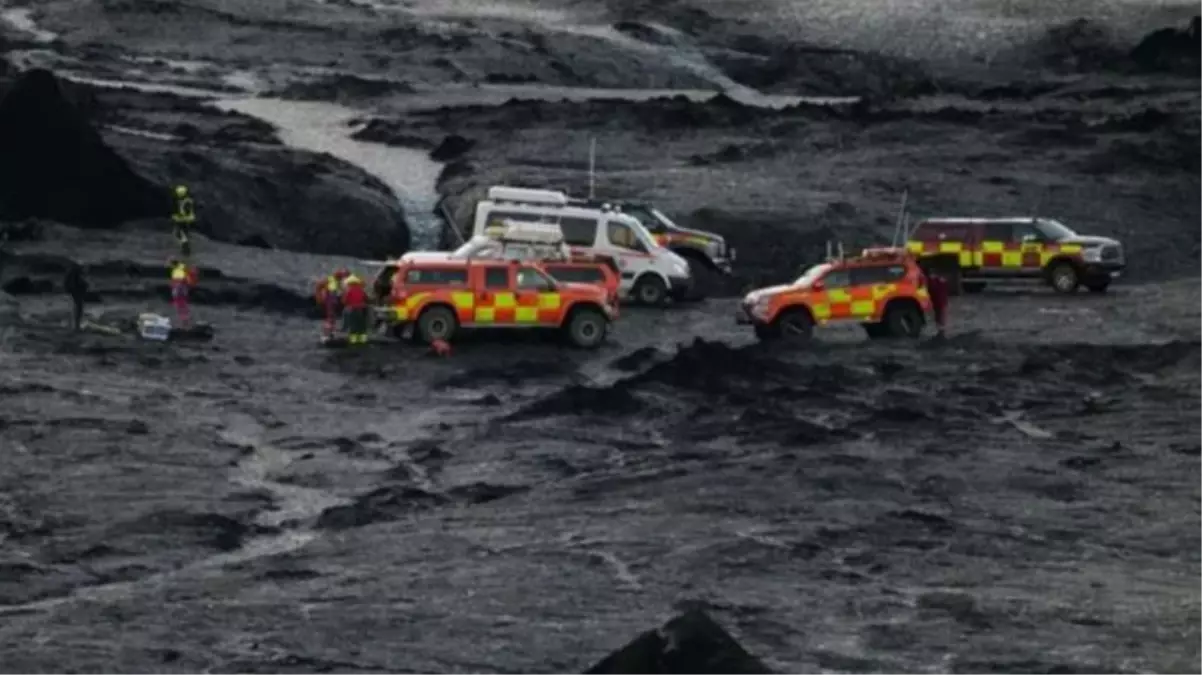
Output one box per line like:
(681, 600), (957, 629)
(793, 263), (832, 287)
(1035, 219), (1078, 241)
(649, 208), (678, 229)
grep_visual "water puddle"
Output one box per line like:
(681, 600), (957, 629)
(211, 97), (445, 249)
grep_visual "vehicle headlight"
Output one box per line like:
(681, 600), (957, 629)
(749, 297), (770, 318)
(1081, 247), (1102, 262)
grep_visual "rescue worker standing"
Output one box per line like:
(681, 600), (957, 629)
(169, 257), (197, 328)
(926, 269), (949, 338)
(171, 185), (196, 258)
(315, 268), (348, 338)
(340, 272), (369, 345)
(63, 262), (88, 331)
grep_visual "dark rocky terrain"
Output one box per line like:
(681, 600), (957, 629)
(0, 0), (1198, 672)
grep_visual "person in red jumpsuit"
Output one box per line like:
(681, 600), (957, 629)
(341, 273), (369, 345)
(168, 258), (197, 328)
(316, 268), (348, 338)
(926, 269), (949, 338)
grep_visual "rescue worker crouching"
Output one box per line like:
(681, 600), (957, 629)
(315, 268), (348, 338)
(169, 257), (198, 328)
(341, 273), (369, 345)
(171, 185), (196, 258)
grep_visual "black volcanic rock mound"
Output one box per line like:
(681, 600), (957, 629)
(1027, 19), (1128, 71)
(585, 609), (771, 674)
(1130, 16), (1201, 73)
(0, 69), (162, 227)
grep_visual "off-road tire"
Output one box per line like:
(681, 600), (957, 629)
(416, 306), (457, 344)
(633, 274), (668, 306)
(775, 308), (814, 343)
(565, 308), (608, 349)
(1085, 279), (1111, 293)
(1048, 261), (1080, 294)
(883, 302), (924, 338)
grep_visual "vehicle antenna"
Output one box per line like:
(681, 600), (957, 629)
(891, 189), (909, 247)
(588, 136), (597, 200)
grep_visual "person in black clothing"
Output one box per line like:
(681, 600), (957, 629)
(63, 263), (88, 331)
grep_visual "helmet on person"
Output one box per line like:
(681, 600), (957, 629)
(174, 185), (188, 198)
(334, 268), (349, 279)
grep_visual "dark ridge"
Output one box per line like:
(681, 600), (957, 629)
(585, 608), (772, 674)
(0, 68), (162, 227)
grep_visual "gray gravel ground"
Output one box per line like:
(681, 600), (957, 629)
(0, 0), (1198, 672)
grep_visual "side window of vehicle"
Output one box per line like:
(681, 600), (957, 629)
(546, 267), (602, 284)
(822, 270), (851, 289)
(406, 268), (468, 285)
(606, 221), (644, 251)
(849, 265), (904, 286)
(483, 267), (510, 289)
(516, 266), (553, 291)
(559, 217), (598, 246)
(1012, 222), (1044, 242)
(982, 222), (1014, 242)
(920, 224), (973, 242)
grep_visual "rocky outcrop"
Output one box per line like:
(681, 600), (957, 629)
(586, 609), (771, 674)
(1130, 16), (1201, 73)
(0, 69), (162, 227)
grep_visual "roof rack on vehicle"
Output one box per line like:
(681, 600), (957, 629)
(824, 240), (846, 262)
(486, 186), (569, 207)
(859, 246), (910, 260)
(482, 219), (566, 245)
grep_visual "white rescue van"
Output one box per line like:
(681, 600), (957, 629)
(470, 186), (693, 305)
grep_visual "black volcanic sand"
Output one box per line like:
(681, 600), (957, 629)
(0, 69), (410, 257)
(0, 2), (1199, 673)
(0, 268), (1197, 672)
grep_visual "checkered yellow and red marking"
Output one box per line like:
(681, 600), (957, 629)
(906, 240), (1084, 269)
(392, 290), (564, 326)
(770, 282), (925, 325)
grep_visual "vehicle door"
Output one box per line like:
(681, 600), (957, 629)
(1011, 220), (1048, 274)
(978, 221), (1020, 275)
(475, 265), (515, 325)
(602, 217), (652, 285)
(812, 268), (853, 323)
(399, 266), (471, 321)
(848, 264), (906, 320)
(514, 265), (561, 325)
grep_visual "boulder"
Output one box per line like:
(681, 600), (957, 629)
(0, 69), (162, 228)
(585, 609), (771, 674)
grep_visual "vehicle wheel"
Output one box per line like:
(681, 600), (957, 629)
(416, 306), (457, 344)
(1047, 262), (1080, 294)
(565, 308), (608, 349)
(633, 274), (668, 306)
(1085, 279), (1111, 293)
(863, 323), (887, 340)
(883, 302), (924, 338)
(776, 309), (814, 343)
(754, 323), (780, 341)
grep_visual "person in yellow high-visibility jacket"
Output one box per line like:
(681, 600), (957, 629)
(171, 185), (196, 257)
